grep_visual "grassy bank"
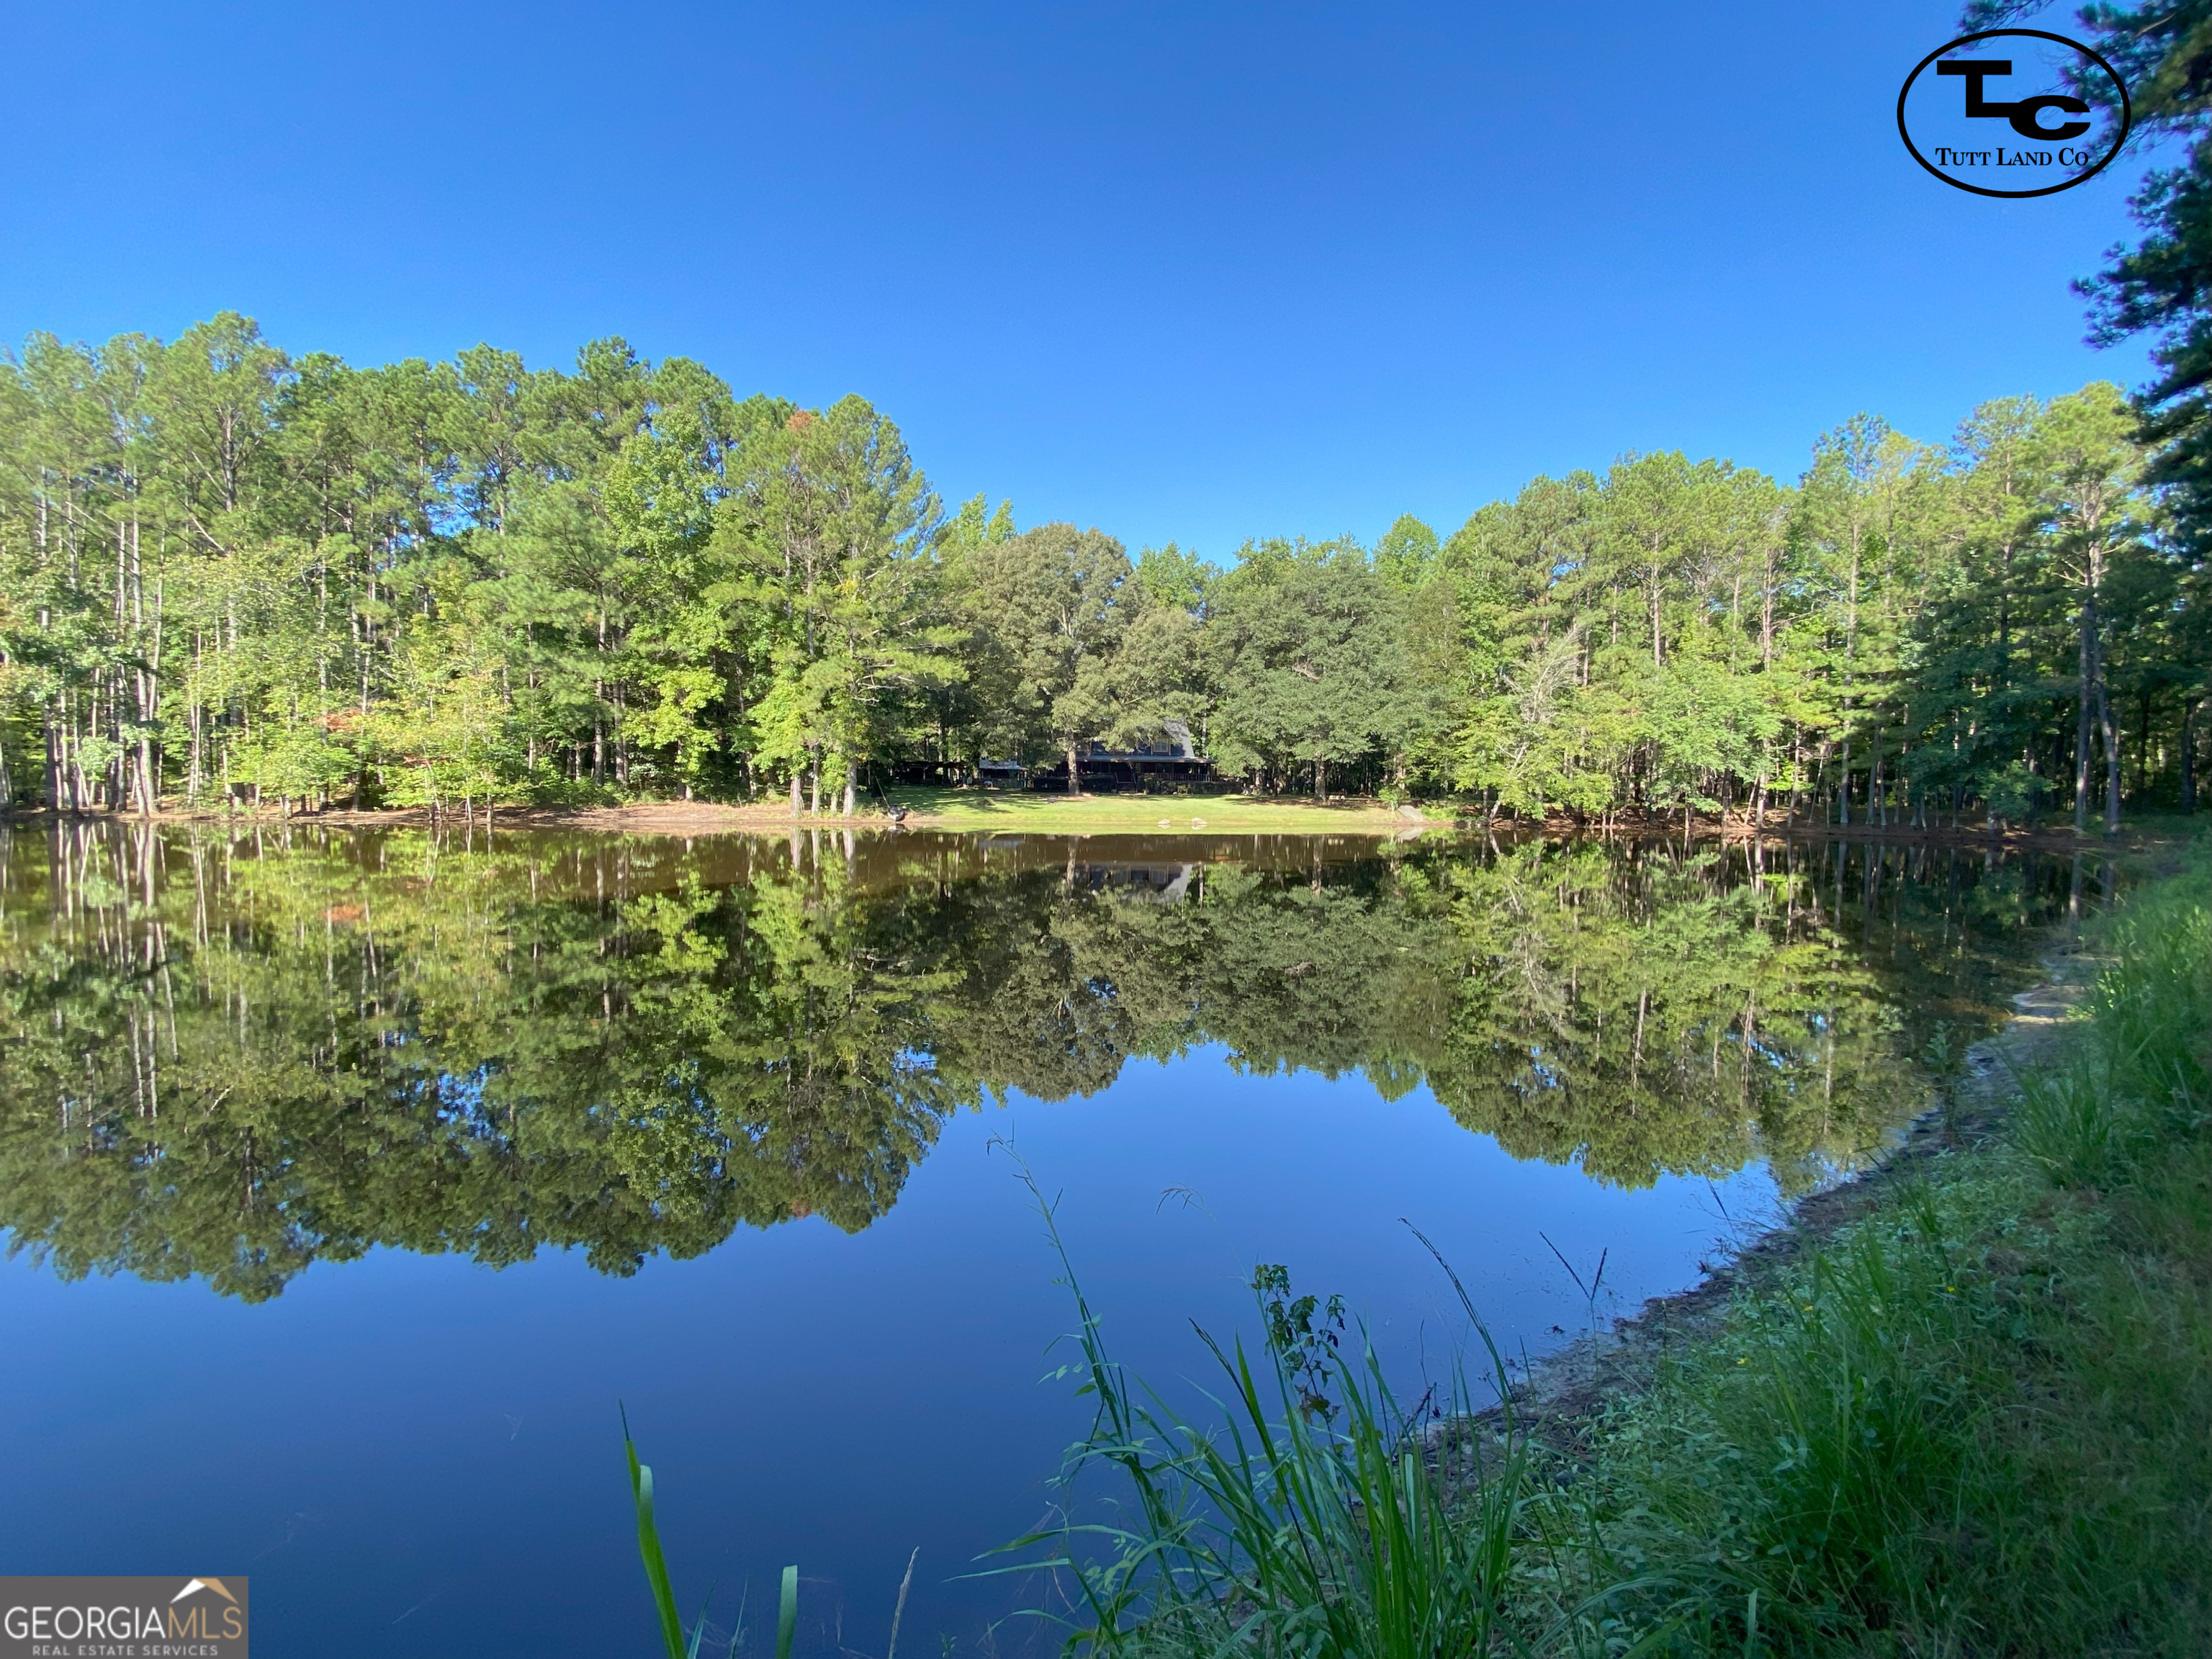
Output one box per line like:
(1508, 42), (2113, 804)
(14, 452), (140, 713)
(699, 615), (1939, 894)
(1520, 853), (2211, 1655)
(884, 786), (1431, 834)
(1019, 852), (2208, 1658)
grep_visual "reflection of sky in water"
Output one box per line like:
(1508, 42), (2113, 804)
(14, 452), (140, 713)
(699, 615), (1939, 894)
(0, 828), (2076, 1659)
(1, 1048), (1776, 1659)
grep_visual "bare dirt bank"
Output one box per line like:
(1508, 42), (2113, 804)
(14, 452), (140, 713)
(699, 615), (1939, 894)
(0, 800), (891, 833)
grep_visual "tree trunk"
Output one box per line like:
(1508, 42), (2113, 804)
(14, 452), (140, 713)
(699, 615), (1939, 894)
(1066, 740), (1081, 795)
(44, 702), (62, 811)
(2098, 675), (2121, 834)
(2182, 699), (2204, 816)
(2134, 688), (2152, 803)
(2074, 575), (2098, 832)
(842, 764), (856, 819)
(1869, 722), (1886, 828)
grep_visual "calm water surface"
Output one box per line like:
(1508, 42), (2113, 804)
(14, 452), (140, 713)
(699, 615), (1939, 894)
(0, 824), (2080, 1657)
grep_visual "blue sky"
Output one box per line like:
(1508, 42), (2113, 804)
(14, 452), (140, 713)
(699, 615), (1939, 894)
(0, 1), (2157, 557)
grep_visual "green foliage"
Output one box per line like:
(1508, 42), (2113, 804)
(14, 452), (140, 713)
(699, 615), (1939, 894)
(1205, 538), (1408, 796)
(1130, 543), (1215, 616)
(4, 313), (2197, 822)
(947, 522), (1137, 778)
(1001, 1166), (1530, 1659)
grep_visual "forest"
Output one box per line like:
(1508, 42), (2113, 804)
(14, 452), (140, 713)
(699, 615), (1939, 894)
(0, 822), (2066, 1299)
(1, 315), (2206, 830)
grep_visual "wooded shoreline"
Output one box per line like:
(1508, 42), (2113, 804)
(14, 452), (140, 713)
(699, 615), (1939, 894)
(5, 319), (2201, 840)
(0, 791), (2169, 852)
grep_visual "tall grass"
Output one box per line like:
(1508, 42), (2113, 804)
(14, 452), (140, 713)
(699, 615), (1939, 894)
(999, 1164), (1534, 1659)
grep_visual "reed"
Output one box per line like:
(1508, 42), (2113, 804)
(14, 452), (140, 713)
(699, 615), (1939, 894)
(623, 1406), (798, 1659)
(997, 1159), (1534, 1659)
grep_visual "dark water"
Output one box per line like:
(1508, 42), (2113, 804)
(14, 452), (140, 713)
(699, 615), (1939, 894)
(0, 822), (2080, 1657)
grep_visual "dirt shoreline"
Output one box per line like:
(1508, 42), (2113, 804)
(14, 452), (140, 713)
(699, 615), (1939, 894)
(0, 801), (885, 832)
(0, 797), (2147, 852)
(1490, 935), (2101, 1449)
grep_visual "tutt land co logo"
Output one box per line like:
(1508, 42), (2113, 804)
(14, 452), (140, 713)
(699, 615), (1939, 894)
(1897, 28), (2130, 196)
(1, 1575), (247, 1658)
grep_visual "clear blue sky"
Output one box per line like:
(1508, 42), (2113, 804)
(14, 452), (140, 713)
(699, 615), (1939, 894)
(0, 1), (2157, 558)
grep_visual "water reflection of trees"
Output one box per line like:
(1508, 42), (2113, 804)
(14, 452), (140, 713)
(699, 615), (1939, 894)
(0, 823), (2066, 1299)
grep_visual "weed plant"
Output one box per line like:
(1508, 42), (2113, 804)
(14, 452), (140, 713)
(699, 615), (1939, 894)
(624, 1407), (799, 1659)
(999, 1169), (1534, 1659)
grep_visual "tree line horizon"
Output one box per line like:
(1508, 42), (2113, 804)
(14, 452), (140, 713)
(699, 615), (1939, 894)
(1, 313), (2205, 832)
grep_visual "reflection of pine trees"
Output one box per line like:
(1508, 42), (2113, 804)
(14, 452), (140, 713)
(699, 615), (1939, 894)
(0, 827), (2068, 1298)
(1418, 844), (1903, 1189)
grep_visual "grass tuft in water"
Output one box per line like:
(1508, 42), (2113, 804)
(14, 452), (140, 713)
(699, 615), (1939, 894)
(624, 1404), (798, 1659)
(998, 1159), (1534, 1659)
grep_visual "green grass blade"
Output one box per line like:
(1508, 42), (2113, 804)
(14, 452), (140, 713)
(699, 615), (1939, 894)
(685, 1582), (716, 1659)
(725, 1581), (750, 1659)
(776, 1564), (799, 1659)
(622, 1406), (688, 1659)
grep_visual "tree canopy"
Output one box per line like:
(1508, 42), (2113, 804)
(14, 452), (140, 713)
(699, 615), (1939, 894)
(1966, 0), (2211, 558)
(1, 316), (2204, 823)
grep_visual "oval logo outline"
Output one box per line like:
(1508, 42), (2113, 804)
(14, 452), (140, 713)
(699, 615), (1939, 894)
(1896, 28), (2131, 199)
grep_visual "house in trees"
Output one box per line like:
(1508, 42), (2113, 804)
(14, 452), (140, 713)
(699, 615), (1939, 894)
(1059, 721), (1211, 788)
(973, 721), (1212, 789)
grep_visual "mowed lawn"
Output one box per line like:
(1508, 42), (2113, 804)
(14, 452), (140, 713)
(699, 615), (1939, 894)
(883, 786), (1437, 834)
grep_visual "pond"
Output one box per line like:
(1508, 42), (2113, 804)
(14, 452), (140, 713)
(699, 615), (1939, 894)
(0, 822), (2083, 1658)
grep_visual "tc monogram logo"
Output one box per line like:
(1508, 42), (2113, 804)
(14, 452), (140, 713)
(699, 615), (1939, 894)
(1897, 29), (2129, 198)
